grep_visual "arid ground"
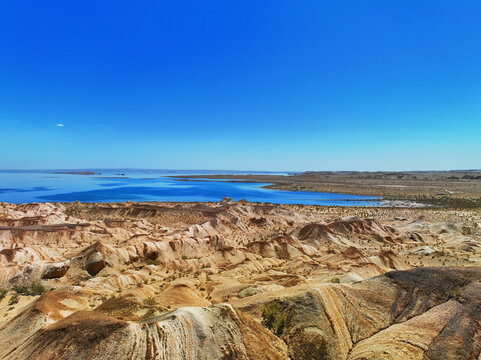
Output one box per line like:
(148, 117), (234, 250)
(173, 170), (481, 207)
(1, 199), (481, 359)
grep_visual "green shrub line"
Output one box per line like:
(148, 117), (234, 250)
(13, 283), (45, 296)
(386, 195), (481, 209)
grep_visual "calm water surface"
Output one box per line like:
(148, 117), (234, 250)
(0, 170), (382, 206)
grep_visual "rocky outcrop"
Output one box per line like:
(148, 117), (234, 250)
(85, 251), (106, 276)
(220, 197), (235, 205)
(2, 267), (479, 360)
(235, 267), (481, 360)
(41, 260), (70, 279)
(2, 300), (287, 360)
(293, 216), (406, 248)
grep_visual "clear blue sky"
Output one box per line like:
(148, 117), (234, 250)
(1, 1), (480, 171)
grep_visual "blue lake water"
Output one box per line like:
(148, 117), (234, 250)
(0, 170), (382, 206)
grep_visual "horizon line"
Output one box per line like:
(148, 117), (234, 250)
(0, 168), (480, 173)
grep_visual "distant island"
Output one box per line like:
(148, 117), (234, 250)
(52, 171), (100, 175)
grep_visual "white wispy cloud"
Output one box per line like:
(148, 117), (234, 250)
(56, 123), (64, 127)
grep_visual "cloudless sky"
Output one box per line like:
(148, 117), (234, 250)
(1, 1), (480, 171)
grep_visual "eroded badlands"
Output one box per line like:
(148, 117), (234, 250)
(1, 200), (480, 359)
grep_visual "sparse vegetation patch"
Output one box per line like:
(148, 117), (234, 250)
(261, 302), (287, 336)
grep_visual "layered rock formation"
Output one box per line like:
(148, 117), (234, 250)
(234, 267), (481, 360)
(0, 201), (480, 359)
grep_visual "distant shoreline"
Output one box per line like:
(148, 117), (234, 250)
(169, 170), (481, 208)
